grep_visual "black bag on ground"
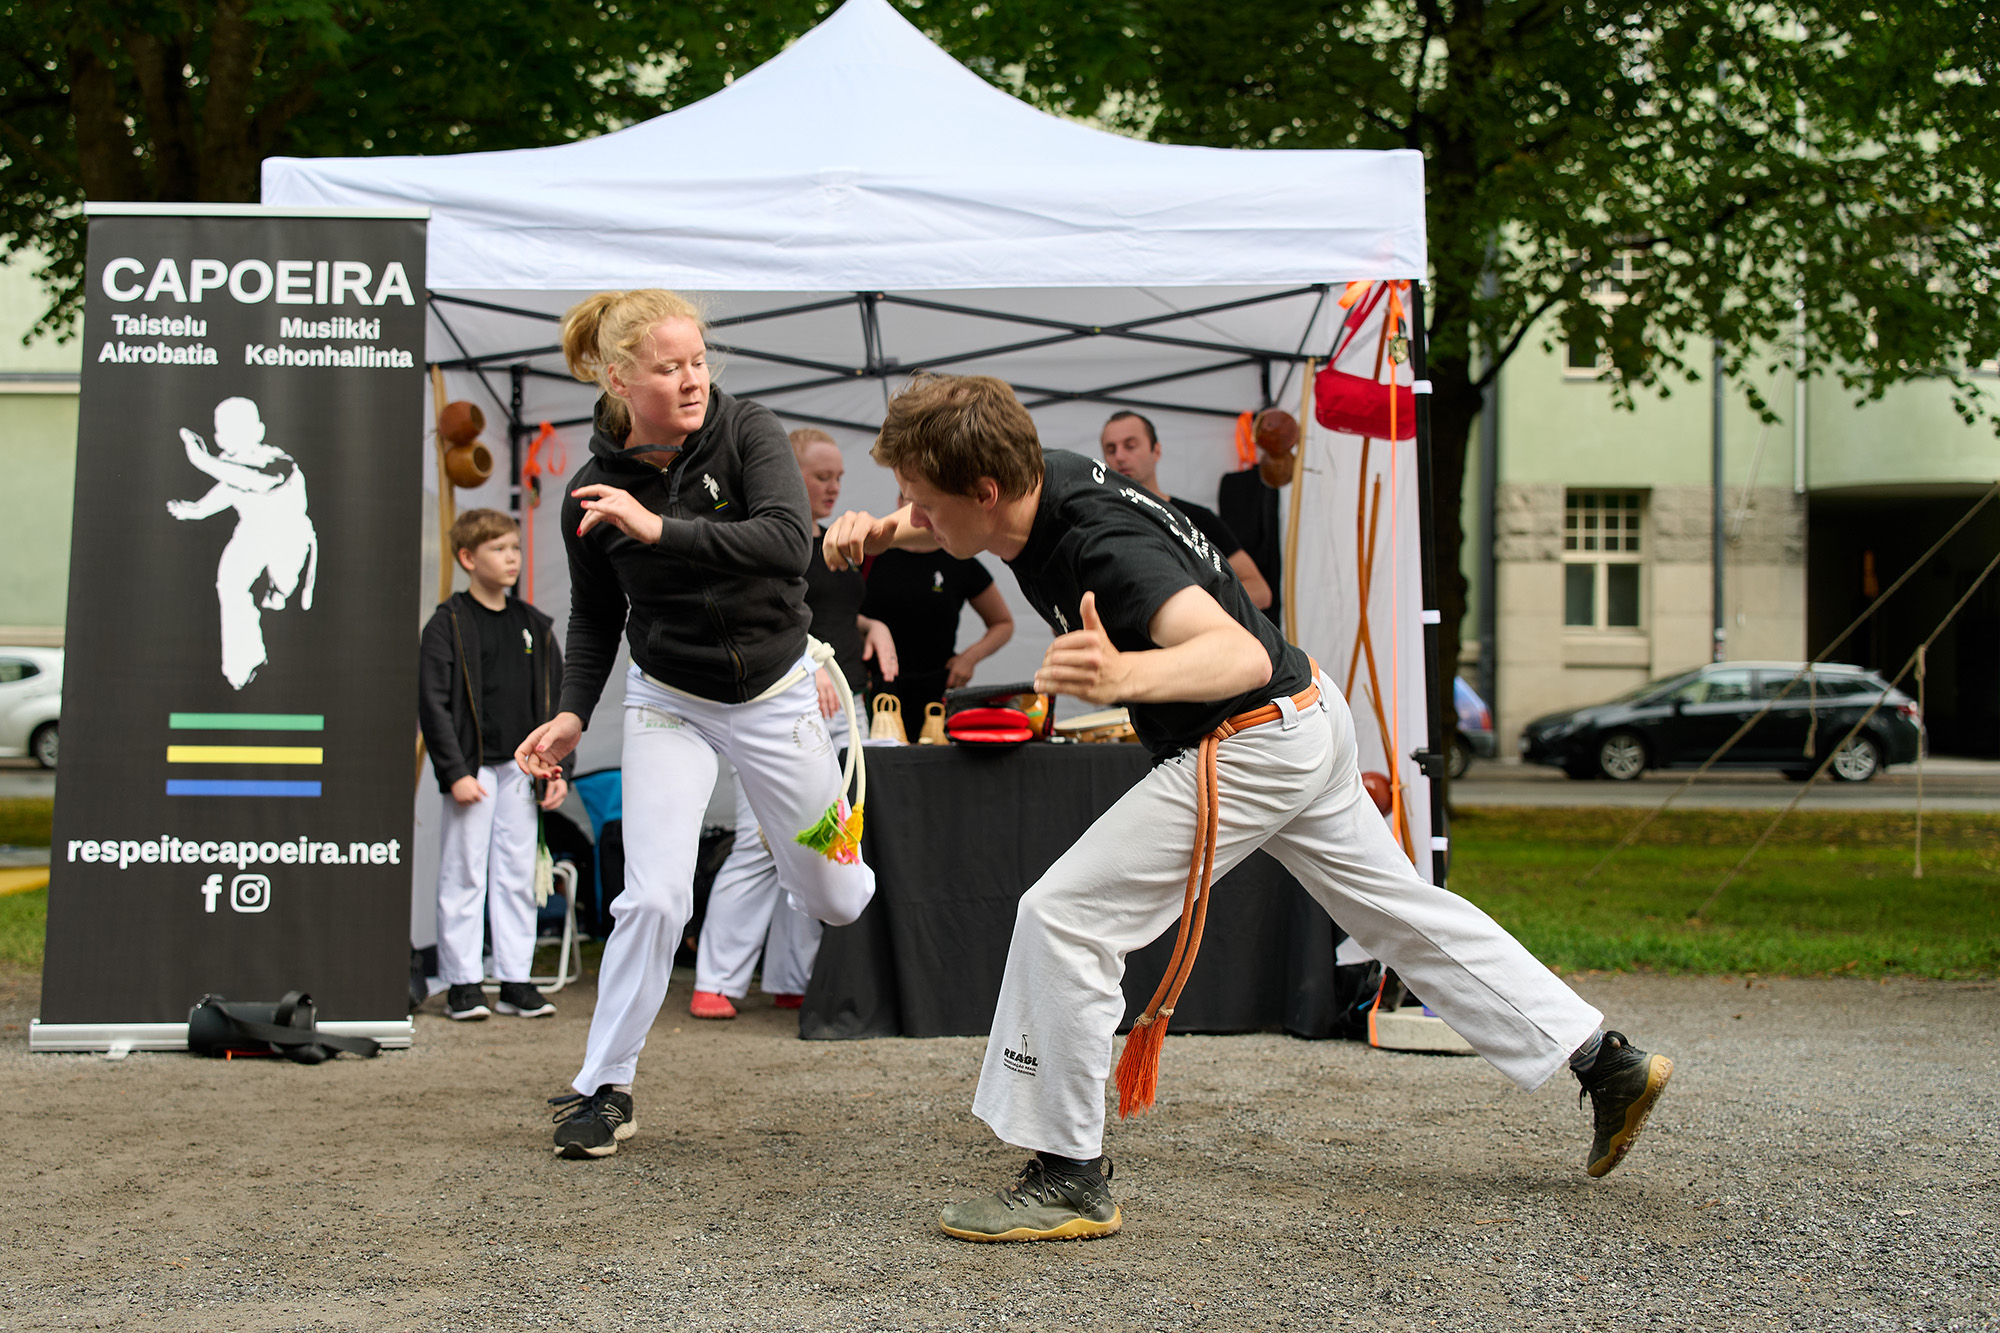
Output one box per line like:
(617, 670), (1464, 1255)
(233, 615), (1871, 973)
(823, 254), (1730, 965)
(187, 991), (381, 1064)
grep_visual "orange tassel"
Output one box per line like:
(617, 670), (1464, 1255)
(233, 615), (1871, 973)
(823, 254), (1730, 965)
(1116, 1012), (1170, 1117)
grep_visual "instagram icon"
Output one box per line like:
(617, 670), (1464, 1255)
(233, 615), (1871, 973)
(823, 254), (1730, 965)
(230, 874), (272, 913)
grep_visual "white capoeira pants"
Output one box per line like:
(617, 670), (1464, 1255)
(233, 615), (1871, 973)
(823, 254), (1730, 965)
(572, 662), (876, 1094)
(972, 676), (1603, 1161)
(694, 695), (855, 998)
(435, 763), (539, 986)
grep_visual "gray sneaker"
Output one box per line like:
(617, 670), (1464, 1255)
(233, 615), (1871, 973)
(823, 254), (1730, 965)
(940, 1157), (1122, 1242)
(1578, 1031), (1673, 1178)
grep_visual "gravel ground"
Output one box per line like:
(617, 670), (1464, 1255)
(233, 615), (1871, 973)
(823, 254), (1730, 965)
(1, 964), (1994, 1332)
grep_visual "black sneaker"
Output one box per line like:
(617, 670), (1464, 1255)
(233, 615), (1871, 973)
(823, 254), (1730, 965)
(940, 1157), (1122, 1242)
(445, 984), (490, 1021)
(495, 982), (556, 1017)
(1577, 1031), (1673, 1177)
(550, 1086), (635, 1159)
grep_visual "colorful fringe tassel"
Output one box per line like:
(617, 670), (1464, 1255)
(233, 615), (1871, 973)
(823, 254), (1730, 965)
(795, 800), (865, 864)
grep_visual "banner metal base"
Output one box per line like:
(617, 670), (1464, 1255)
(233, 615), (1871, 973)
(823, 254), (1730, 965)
(27, 1019), (414, 1052)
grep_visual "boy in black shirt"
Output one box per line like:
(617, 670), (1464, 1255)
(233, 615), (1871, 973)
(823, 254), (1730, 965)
(826, 376), (1672, 1242)
(419, 509), (570, 1021)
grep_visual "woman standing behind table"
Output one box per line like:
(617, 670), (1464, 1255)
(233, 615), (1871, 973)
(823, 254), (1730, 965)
(861, 489), (1014, 719)
(687, 428), (897, 1020)
(516, 289), (875, 1160)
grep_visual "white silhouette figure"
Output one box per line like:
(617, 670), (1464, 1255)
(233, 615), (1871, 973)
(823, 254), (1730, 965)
(166, 397), (318, 690)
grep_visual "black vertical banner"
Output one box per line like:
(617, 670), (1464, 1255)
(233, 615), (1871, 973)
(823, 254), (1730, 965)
(38, 206), (427, 1039)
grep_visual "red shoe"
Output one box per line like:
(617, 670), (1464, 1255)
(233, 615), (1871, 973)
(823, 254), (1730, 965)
(770, 992), (804, 1010)
(689, 990), (737, 1020)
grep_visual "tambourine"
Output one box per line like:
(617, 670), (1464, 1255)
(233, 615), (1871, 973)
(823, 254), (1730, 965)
(1053, 707), (1137, 744)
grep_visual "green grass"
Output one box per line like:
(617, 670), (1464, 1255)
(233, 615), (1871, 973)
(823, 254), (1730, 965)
(1452, 807), (2000, 979)
(0, 798), (52, 847)
(0, 889), (47, 971)
(0, 802), (1991, 979)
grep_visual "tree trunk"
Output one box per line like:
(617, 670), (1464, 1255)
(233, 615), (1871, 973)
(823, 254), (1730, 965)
(67, 33), (145, 201)
(199, 0), (264, 202)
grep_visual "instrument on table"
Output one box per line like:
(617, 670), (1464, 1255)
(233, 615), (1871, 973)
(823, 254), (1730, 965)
(1054, 707), (1137, 744)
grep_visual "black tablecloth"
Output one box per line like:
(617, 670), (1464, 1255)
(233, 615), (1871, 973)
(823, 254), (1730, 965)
(800, 743), (1344, 1040)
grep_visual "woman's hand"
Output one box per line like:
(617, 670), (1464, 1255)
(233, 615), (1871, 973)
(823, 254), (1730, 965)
(945, 652), (976, 690)
(860, 617), (898, 683)
(573, 484), (664, 545)
(516, 712), (583, 780)
(815, 668), (841, 719)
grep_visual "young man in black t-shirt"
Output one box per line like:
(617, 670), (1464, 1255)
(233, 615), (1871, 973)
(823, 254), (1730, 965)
(826, 376), (1672, 1243)
(418, 509), (570, 1021)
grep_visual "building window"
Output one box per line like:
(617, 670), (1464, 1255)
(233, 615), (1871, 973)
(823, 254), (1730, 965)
(1563, 248), (1649, 377)
(1563, 490), (1645, 630)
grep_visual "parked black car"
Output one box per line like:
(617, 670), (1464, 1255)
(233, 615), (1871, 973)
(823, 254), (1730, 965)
(1518, 661), (1922, 782)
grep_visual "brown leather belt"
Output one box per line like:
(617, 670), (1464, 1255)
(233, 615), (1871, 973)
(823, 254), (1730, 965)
(1116, 663), (1322, 1117)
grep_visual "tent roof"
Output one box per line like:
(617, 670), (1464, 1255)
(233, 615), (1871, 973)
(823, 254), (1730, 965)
(262, 0), (1425, 292)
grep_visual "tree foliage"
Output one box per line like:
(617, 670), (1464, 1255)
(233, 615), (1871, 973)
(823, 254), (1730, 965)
(0, 1), (1133, 334)
(1074, 0), (1998, 692)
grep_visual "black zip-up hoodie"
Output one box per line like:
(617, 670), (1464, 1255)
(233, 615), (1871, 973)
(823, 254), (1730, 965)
(559, 388), (813, 721)
(418, 591), (569, 792)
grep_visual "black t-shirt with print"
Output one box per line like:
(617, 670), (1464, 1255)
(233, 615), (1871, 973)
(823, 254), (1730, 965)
(473, 596), (539, 762)
(861, 548), (995, 678)
(804, 526), (867, 687)
(1005, 451), (1311, 756)
(1167, 495), (1243, 558)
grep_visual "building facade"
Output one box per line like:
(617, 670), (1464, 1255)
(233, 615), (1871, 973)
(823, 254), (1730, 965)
(1465, 328), (2000, 759)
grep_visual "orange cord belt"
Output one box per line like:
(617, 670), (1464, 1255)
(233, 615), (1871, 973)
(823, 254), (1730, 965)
(1115, 664), (1322, 1117)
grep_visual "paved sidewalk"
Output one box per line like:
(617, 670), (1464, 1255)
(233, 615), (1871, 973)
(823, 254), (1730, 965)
(1456, 757), (2000, 811)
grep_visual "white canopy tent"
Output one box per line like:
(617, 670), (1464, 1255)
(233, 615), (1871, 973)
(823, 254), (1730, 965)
(263, 0), (1446, 912)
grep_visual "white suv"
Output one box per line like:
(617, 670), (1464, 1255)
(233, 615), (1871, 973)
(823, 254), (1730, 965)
(0, 647), (62, 769)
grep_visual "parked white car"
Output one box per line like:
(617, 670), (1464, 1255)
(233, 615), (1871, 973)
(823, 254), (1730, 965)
(0, 647), (62, 769)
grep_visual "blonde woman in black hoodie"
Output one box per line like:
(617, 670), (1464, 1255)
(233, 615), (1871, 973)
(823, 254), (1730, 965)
(517, 290), (876, 1159)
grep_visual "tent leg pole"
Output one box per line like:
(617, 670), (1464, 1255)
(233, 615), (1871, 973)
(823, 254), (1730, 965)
(1407, 281), (1448, 886)
(509, 364), (528, 520)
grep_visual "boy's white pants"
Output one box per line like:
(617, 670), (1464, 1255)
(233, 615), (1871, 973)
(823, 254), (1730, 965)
(572, 663), (875, 1094)
(435, 763), (539, 986)
(972, 679), (1603, 1161)
(694, 695), (854, 998)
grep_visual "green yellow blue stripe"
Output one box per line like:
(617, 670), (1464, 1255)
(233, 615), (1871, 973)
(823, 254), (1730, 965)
(167, 745), (323, 765)
(167, 779), (321, 798)
(169, 713), (324, 731)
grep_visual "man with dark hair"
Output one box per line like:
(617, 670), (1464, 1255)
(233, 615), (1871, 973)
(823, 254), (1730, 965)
(1099, 411), (1273, 611)
(826, 373), (1672, 1243)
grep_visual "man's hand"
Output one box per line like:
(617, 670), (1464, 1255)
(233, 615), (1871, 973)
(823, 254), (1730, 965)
(861, 618), (898, 683)
(944, 652), (977, 690)
(516, 712), (583, 780)
(450, 774), (488, 806)
(1033, 592), (1129, 706)
(814, 667), (841, 719)
(822, 509), (892, 571)
(573, 484), (665, 545)
(538, 774), (570, 810)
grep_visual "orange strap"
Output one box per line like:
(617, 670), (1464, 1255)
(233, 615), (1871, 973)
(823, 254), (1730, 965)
(519, 423), (566, 603)
(1233, 411), (1257, 470)
(1115, 663), (1322, 1117)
